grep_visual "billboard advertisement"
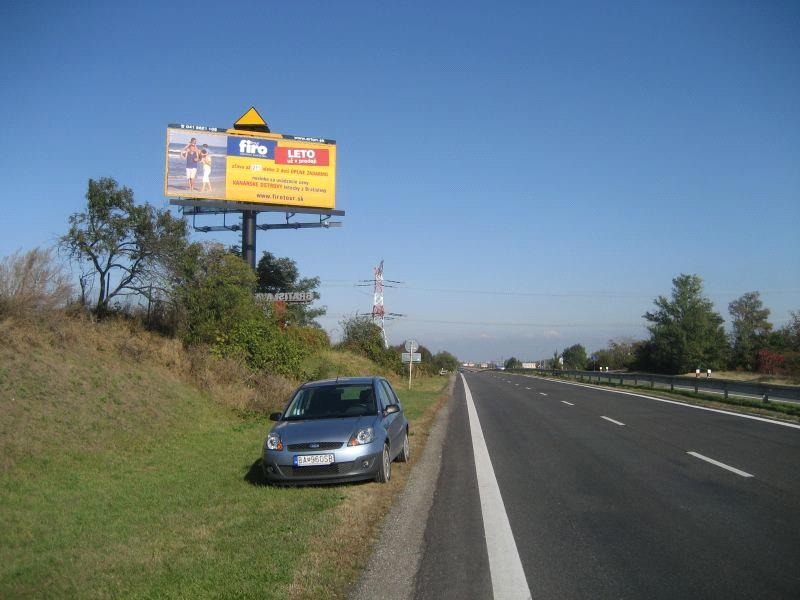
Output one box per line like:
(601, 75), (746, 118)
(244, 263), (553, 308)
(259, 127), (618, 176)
(164, 125), (336, 210)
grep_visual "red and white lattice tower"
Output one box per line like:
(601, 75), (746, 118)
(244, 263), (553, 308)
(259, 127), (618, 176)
(372, 260), (388, 348)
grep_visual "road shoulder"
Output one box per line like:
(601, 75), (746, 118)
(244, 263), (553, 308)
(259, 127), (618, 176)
(349, 377), (456, 600)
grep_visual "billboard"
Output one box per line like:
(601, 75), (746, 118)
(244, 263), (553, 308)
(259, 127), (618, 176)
(164, 125), (336, 210)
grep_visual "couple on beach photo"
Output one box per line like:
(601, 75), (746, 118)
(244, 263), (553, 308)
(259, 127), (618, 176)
(180, 137), (213, 193)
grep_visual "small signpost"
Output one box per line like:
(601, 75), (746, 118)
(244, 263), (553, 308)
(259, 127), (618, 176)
(403, 339), (420, 389)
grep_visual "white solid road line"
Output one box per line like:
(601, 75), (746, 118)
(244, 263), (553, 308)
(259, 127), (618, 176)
(525, 387), (531, 390)
(539, 392), (548, 396)
(561, 401), (574, 406)
(522, 376), (800, 430)
(461, 375), (532, 600)
(687, 451), (754, 478)
(601, 416), (626, 426)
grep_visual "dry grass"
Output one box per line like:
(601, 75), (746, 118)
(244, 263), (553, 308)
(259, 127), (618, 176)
(681, 370), (800, 386)
(0, 248), (74, 319)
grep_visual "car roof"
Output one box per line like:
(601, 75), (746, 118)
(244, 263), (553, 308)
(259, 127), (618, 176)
(301, 376), (381, 388)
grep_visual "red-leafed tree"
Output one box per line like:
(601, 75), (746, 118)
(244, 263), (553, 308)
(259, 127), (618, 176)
(756, 348), (785, 375)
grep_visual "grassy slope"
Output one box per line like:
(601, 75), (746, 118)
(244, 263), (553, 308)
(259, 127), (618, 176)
(0, 318), (448, 598)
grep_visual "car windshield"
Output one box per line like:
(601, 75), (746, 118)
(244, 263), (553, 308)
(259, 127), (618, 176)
(283, 384), (377, 420)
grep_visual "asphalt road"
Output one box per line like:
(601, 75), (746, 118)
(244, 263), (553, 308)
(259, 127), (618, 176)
(414, 370), (800, 599)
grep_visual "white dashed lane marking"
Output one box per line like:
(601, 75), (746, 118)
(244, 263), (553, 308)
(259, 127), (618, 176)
(687, 451), (754, 478)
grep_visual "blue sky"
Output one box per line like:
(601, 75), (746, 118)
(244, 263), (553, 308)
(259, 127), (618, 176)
(1, 0), (798, 361)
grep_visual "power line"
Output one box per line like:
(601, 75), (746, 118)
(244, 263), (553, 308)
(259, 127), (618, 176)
(319, 283), (800, 299)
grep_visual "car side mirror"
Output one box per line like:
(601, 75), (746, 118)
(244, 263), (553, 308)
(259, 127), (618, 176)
(384, 404), (400, 416)
(269, 412), (282, 421)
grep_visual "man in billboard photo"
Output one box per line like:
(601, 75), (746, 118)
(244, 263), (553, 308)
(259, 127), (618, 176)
(200, 144), (213, 193)
(180, 137), (201, 191)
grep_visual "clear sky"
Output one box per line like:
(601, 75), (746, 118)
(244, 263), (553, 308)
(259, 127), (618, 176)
(1, 0), (798, 362)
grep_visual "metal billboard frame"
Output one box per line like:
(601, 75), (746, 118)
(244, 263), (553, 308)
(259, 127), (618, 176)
(167, 109), (344, 268)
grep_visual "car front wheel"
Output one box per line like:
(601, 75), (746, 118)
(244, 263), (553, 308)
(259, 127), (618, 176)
(375, 443), (391, 483)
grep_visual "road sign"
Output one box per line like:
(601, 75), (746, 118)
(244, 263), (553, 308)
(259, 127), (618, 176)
(402, 352), (422, 363)
(255, 292), (314, 303)
(405, 339), (419, 352)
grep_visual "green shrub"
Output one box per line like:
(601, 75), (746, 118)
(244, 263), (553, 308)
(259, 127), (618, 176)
(338, 315), (403, 375)
(286, 326), (330, 353)
(176, 244), (261, 347)
(213, 317), (308, 378)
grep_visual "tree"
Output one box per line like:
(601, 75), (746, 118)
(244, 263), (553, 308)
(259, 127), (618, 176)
(175, 244), (261, 346)
(256, 251), (325, 327)
(607, 337), (637, 369)
(561, 343), (588, 370)
(504, 357), (522, 370)
(756, 348), (785, 375)
(774, 311), (800, 351)
(642, 274), (729, 374)
(728, 292), (772, 371)
(589, 338), (640, 370)
(339, 315), (402, 374)
(60, 178), (187, 315)
(256, 252), (299, 293)
(588, 349), (609, 371)
(432, 350), (459, 373)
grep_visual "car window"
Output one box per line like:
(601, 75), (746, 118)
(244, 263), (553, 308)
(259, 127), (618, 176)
(375, 381), (391, 411)
(284, 384), (376, 420)
(380, 380), (401, 409)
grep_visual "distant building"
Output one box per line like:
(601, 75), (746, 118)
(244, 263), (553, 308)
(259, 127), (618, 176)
(521, 362), (537, 369)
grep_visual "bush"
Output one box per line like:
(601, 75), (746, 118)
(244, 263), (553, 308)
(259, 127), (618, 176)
(0, 248), (74, 319)
(286, 326), (330, 353)
(175, 244), (261, 346)
(213, 317), (308, 378)
(338, 315), (403, 374)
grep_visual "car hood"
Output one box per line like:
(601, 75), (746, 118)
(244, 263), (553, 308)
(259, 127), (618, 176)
(271, 415), (376, 444)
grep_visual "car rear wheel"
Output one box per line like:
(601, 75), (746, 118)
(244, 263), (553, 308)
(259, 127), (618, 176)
(397, 431), (410, 462)
(375, 443), (391, 483)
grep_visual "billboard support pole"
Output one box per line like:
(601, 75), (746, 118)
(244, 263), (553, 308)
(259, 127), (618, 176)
(242, 210), (257, 270)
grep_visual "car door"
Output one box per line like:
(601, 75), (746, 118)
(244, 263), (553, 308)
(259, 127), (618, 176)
(376, 380), (400, 455)
(379, 379), (404, 454)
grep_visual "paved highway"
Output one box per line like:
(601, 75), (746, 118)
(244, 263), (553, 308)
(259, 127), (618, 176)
(414, 370), (800, 599)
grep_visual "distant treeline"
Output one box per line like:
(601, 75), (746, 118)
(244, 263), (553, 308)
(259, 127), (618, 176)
(509, 275), (799, 378)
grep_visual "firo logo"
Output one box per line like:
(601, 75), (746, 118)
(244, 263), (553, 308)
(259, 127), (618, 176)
(239, 139), (271, 156)
(227, 136), (277, 159)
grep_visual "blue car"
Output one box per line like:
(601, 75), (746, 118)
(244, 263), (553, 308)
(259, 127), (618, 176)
(262, 377), (410, 484)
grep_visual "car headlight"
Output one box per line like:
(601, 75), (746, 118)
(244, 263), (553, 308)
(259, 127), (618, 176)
(266, 432), (283, 451)
(348, 427), (374, 446)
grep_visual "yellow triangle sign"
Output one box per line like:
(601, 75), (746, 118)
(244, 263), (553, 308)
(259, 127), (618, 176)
(234, 107), (267, 127)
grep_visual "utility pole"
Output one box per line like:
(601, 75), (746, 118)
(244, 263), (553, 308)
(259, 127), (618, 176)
(372, 260), (386, 348)
(359, 260), (404, 348)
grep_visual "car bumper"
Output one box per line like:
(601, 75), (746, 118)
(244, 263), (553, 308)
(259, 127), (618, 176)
(262, 445), (383, 484)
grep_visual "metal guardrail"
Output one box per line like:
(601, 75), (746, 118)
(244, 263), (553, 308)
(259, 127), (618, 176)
(511, 369), (800, 404)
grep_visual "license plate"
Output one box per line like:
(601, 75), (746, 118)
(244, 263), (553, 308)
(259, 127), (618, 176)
(293, 454), (335, 467)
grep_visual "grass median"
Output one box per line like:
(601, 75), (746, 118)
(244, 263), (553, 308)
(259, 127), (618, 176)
(0, 318), (451, 599)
